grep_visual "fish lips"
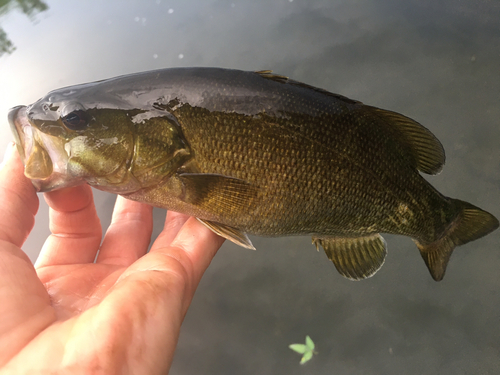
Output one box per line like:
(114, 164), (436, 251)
(8, 105), (50, 191)
(8, 105), (77, 192)
(8, 105), (30, 165)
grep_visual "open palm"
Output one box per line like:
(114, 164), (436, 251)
(0, 145), (224, 374)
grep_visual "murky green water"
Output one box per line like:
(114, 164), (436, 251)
(1, 1), (499, 373)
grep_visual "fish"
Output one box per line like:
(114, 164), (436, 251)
(8, 67), (499, 281)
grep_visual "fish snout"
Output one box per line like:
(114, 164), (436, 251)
(8, 105), (60, 191)
(8, 105), (30, 165)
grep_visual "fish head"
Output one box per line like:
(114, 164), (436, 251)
(9, 82), (192, 194)
(8, 91), (136, 192)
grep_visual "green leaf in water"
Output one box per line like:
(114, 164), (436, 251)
(305, 335), (315, 351)
(289, 343), (307, 354)
(300, 350), (313, 364)
(289, 336), (316, 364)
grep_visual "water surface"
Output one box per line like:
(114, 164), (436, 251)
(1, 1), (499, 373)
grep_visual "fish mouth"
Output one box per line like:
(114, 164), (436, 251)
(8, 106), (76, 192)
(8, 106), (30, 165)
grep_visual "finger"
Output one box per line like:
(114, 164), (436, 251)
(103, 218), (225, 371)
(149, 216), (225, 311)
(96, 196), (153, 266)
(0, 145), (53, 367)
(155, 210), (191, 247)
(0, 143), (39, 248)
(35, 185), (102, 268)
(120, 216), (224, 297)
(168, 217), (225, 281)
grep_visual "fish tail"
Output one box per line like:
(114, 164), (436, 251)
(415, 199), (499, 281)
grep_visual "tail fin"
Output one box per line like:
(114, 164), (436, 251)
(415, 199), (499, 281)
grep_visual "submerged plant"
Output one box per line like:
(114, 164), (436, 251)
(289, 335), (316, 364)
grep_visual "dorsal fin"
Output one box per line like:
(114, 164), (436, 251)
(255, 70), (361, 104)
(256, 70), (445, 174)
(365, 106), (445, 175)
(255, 70), (289, 83)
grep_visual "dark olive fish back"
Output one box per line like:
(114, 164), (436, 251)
(157, 69), (445, 238)
(135, 69), (497, 280)
(10, 67), (499, 281)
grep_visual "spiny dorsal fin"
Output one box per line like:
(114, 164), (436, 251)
(365, 106), (445, 175)
(313, 234), (387, 281)
(256, 70), (361, 104)
(255, 70), (289, 83)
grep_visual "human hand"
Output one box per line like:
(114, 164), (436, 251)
(0, 143), (225, 374)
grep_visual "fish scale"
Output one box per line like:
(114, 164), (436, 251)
(8, 67), (498, 281)
(178, 106), (432, 237)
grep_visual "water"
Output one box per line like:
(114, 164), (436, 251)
(1, 0), (499, 373)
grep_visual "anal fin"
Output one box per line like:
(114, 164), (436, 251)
(197, 218), (255, 250)
(313, 234), (387, 281)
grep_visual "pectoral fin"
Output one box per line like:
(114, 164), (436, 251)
(197, 218), (255, 250)
(178, 173), (259, 214)
(313, 234), (387, 280)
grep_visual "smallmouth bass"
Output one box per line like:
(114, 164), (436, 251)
(8, 67), (499, 281)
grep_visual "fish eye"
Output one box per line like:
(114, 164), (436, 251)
(62, 110), (89, 130)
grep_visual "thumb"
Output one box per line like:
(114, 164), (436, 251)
(0, 142), (39, 247)
(0, 143), (52, 368)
